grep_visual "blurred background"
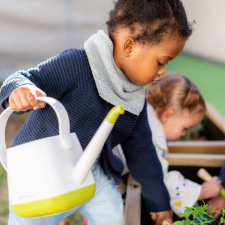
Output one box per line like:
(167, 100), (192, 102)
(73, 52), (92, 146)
(0, 0), (225, 224)
(1, 0), (225, 114)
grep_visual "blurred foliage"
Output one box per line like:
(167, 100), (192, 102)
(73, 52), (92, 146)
(180, 123), (206, 141)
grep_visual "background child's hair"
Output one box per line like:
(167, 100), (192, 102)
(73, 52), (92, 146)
(106, 0), (193, 44)
(146, 73), (206, 118)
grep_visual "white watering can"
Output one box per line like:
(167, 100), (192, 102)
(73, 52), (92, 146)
(0, 96), (124, 218)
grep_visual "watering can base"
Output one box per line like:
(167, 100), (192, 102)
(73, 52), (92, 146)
(12, 184), (95, 218)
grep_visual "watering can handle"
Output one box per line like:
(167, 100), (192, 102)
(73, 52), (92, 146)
(0, 96), (73, 170)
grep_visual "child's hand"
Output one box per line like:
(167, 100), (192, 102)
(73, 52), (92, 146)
(207, 195), (225, 217)
(198, 176), (223, 200)
(151, 210), (173, 225)
(9, 85), (47, 111)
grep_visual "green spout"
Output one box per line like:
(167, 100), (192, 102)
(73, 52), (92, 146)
(105, 106), (124, 124)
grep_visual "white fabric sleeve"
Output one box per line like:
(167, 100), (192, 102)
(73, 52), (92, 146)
(164, 170), (202, 217)
(156, 151), (169, 176)
(112, 144), (129, 175)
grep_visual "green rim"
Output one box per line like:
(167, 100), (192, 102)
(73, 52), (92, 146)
(12, 184), (95, 218)
(105, 106), (124, 124)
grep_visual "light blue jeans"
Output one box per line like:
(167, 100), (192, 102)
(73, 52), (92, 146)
(8, 162), (124, 225)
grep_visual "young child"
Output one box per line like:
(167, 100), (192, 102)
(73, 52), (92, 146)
(146, 73), (222, 217)
(115, 73), (223, 219)
(0, 1), (192, 225)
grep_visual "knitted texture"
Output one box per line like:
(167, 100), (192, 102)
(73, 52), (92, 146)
(84, 30), (145, 115)
(0, 49), (170, 212)
(220, 161), (225, 188)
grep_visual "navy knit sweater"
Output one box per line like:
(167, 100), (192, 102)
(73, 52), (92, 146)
(0, 49), (170, 212)
(220, 162), (225, 188)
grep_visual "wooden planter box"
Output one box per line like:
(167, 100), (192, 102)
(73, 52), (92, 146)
(167, 103), (225, 169)
(124, 104), (225, 225)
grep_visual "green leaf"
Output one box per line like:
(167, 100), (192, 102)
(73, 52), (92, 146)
(202, 204), (209, 211)
(175, 202), (217, 225)
(172, 220), (186, 225)
(183, 207), (194, 219)
(222, 208), (225, 214)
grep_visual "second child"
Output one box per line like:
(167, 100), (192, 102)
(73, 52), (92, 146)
(115, 73), (223, 218)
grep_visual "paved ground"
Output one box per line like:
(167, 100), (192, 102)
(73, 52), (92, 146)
(0, 0), (113, 80)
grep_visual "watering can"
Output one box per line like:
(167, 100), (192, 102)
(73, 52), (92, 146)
(0, 96), (124, 218)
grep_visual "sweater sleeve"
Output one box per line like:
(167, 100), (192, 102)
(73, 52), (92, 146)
(0, 49), (86, 109)
(164, 171), (201, 217)
(121, 101), (171, 212)
(220, 161), (225, 188)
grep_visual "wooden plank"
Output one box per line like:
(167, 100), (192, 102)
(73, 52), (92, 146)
(206, 102), (225, 134)
(168, 140), (225, 154)
(166, 153), (225, 167)
(124, 174), (141, 225)
(167, 140), (225, 166)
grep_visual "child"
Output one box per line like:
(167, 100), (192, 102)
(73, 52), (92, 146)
(0, 1), (192, 225)
(146, 73), (223, 217)
(115, 73), (223, 218)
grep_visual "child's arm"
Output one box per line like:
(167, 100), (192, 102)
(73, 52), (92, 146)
(9, 84), (47, 111)
(164, 171), (202, 217)
(0, 49), (83, 110)
(197, 167), (224, 217)
(121, 101), (171, 213)
(198, 177), (223, 200)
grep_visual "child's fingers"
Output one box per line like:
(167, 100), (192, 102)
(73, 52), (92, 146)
(26, 87), (47, 110)
(18, 89), (37, 110)
(212, 211), (220, 218)
(34, 89), (47, 109)
(27, 90), (39, 107)
(9, 85), (47, 111)
(211, 177), (223, 192)
(208, 205), (220, 218)
(9, 85), (35, 111)
(8, 97), (18, 111)
(9, 91), (29, 111)
(212, 176), (221, 183)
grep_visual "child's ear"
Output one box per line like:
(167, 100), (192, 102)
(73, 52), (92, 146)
(123, 38), (135, 57)
(160, 108), (175, 123)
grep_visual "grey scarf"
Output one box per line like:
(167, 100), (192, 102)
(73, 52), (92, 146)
(84, 30), (145, 115)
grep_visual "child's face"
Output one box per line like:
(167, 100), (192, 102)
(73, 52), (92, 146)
(160, 107), (205, 141)
(113, 32), (186, 86)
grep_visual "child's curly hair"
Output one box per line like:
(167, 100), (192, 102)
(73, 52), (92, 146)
(106, 0), (193, 44)
(146, 73), (206, 118)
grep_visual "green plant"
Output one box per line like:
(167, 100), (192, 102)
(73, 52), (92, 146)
(213, 208), (225, 225)
(181, 123), (205, 141)
(173, 202), (225, 225)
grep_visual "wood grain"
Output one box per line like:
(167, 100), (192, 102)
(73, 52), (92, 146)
(124, 174), (141, 225)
